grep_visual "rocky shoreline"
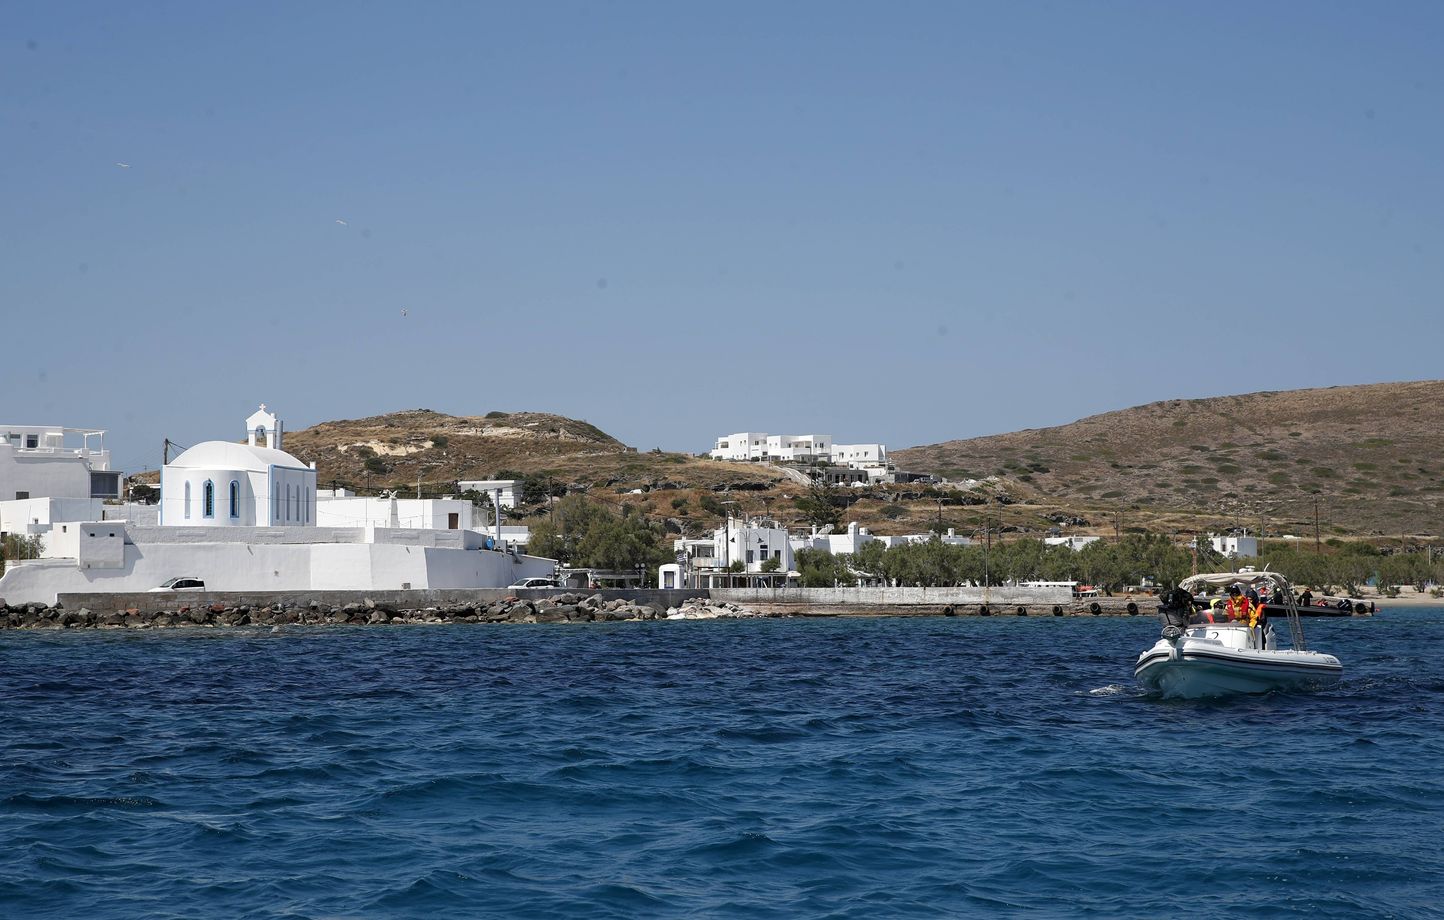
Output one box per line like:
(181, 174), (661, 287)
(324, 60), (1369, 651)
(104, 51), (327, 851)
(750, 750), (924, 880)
(0, 593), (776, 630)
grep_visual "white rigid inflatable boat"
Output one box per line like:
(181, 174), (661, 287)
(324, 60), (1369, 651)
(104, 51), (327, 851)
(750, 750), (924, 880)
(1135, 571), (1342, 699)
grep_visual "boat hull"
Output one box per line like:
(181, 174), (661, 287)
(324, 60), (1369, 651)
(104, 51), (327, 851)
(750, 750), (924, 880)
(1135, 642), (1342, 699)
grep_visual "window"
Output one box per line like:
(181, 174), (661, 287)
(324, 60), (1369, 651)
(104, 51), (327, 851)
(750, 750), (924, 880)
(229, 480), (240, 518)
(274, 484), (280, 522)
(25, 434), (38, 448)
(203, 480), (215, 518)
(285, 483), (292, 521)
(746, 550), (755, 564)
(14, 491), (28, 500)
(184, 482), (192, 519)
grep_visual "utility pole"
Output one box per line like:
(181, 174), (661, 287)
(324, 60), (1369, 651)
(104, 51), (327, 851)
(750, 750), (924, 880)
(983, 499), (993, 588)
(1314, 496), (1321, 554)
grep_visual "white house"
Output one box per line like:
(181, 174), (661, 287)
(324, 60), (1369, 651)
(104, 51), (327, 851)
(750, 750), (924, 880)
(710, 433), (835, 463)
(708, 432), (890, 475)
(456, 479), (521, 510)
(664, 517), (797, 588)
(789, 522), (972, 556)
(1045, 535), (1102, 551)
(159, 406), (317, 527)
(0, 425), (123, 502)
(1211, 535), (1259, 558)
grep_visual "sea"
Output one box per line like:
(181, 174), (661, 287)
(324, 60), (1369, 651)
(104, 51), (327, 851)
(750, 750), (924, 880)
(2, 609), (1442, 919)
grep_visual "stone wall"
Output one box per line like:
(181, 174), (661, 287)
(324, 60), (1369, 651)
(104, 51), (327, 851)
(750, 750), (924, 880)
(55, 587), (702, 617)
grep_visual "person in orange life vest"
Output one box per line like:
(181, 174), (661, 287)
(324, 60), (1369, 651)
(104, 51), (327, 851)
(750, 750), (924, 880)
(1225, 585), (1252, 622)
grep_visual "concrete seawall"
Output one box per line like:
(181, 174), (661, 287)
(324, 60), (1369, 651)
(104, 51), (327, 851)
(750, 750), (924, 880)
(711, 586), (1076, 615)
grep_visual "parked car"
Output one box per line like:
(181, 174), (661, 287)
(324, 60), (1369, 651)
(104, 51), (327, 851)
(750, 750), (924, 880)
(149, 577), (206, 592)
(506, 577), (559, 590)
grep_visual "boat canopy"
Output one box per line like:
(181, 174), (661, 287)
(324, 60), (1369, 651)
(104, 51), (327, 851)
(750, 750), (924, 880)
(1179, 571), (1293, 594)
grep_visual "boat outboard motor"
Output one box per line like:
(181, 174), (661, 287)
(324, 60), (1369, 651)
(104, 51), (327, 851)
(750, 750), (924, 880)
(1156, 587), (1193, 630)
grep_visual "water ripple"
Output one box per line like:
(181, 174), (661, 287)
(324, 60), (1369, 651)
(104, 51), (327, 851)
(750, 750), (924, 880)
(1, 611), (1442, 918)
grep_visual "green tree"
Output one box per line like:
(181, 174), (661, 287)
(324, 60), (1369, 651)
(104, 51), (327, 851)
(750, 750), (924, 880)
(850, 540), (887, 577)
(795, 548), (855, 587)
(1, 534), (44, 576)
(527, 494), (607, 564)
(794, 475), (844, 530)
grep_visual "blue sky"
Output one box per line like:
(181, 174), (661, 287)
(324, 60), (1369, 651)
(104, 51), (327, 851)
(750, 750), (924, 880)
(5, 2), (1442, 474)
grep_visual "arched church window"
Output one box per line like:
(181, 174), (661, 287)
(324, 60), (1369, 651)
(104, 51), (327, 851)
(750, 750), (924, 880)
(203, 480), (215, 518)
(229, 480), (240, 519)
(184, 481), (191, 519)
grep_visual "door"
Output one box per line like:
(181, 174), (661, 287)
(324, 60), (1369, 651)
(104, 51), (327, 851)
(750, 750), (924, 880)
(447, 512), (459, 529)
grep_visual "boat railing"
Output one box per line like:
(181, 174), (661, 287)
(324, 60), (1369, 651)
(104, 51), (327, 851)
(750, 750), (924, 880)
(1281, 587), (1309, 651)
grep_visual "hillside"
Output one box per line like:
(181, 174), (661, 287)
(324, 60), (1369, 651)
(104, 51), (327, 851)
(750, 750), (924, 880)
(280, 408), (788, 506)
(894, 381), (1444, 537)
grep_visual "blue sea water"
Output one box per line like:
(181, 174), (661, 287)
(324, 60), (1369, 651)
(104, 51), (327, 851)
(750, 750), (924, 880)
(2, 610), (1443, 919)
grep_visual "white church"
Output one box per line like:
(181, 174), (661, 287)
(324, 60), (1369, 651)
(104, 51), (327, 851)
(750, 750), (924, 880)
(159, 406), (317, 527)
(0, 404), (556, 604)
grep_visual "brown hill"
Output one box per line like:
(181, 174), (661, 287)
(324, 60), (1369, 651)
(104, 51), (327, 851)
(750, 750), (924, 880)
(894, 380), (1444, 538)
(280, 409), (786, 505)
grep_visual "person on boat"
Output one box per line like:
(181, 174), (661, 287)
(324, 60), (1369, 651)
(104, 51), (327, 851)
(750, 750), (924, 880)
(1206, 596), (1227, 622)
(1225, 584), (1253, 622)
(1299, 588), (1313, 608)
(1246, 595), (1268, 648)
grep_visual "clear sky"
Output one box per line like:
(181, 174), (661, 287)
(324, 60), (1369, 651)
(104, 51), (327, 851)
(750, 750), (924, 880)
(5, 2), (1442, 474)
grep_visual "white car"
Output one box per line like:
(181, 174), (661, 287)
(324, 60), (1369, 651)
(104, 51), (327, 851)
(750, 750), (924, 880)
(507, 577), (559, 590)
(149, 577), (207, 592)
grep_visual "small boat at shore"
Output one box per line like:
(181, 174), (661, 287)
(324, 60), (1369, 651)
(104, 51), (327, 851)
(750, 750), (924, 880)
(1134, 571), (1342, 699)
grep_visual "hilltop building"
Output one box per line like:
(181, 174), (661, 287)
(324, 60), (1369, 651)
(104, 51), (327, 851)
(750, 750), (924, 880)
(709, 432), (893, 480)
(1045, 536), (1102, 551)
(1211, 535), (1259, 558)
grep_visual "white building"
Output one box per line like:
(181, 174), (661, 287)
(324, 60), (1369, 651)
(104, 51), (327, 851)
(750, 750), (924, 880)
(0, 425), (123, 502)
(1212, 535), (1259, 558)
(662, 517), (797, 588)
(1045, 535), (1102, 551)
(0, 404), (557, 604)
(789, 522), (971, 556)
(456, 479), (521, 510)
(317, 496), (476, 531)
(708, 432), (889, 475)
(710, 433), (834, 463)
(0, 522), (555, 605)
(159, 406), (317, 527)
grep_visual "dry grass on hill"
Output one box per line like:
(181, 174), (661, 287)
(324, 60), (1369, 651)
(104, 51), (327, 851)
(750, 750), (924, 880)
(894, 380), (1444, 538)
